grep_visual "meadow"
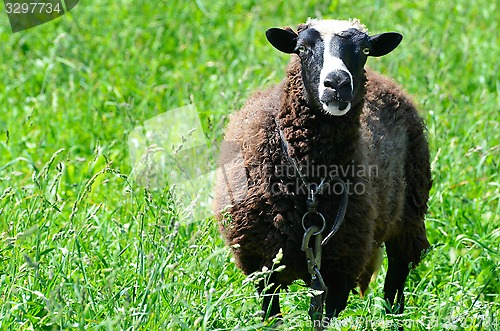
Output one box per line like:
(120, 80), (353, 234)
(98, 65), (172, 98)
(0, 0), (498, 330)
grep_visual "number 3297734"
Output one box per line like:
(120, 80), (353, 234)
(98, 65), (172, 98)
(5, 2), (62, 14)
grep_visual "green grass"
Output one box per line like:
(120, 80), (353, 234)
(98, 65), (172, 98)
(0, 0), (498, 330)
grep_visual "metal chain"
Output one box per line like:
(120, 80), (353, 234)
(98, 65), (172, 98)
(276, 118), (349, 330)
(302, 225), (328, 330)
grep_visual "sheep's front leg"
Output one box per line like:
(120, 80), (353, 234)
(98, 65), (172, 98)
(258, 274), (282, 320)
(384, 239), (410, 331)
(324, 278), (351, 320)
(384, 240), (410, 314)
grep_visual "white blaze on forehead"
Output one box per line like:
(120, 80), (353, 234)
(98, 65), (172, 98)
(309, 19), (363, 115)
(318, 44), (353, 115)
(318, 48), (353, 100)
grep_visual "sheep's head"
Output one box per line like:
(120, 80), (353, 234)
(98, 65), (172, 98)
(266, 19), (402, 116)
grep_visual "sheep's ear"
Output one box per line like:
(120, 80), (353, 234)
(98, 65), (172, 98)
(367, 32), (403, 57)
(266, 27), (298, 54)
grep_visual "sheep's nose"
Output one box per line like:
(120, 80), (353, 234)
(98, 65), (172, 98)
(324, 70), (351, 91)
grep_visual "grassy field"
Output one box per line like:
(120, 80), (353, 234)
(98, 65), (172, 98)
(0, 0), (498, 330)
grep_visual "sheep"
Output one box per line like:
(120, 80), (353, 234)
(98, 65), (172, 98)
(213, 18), (431, 328)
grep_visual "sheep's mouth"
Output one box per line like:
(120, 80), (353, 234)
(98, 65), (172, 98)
(320, 89), (352, 116)
(321, 100), (352, 116)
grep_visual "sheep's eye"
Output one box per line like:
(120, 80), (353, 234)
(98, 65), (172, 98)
(297, 45), (307, 53)
(362, 47), (370, 55)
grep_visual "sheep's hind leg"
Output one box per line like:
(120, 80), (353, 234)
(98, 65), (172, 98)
(258, 274), (282, 321)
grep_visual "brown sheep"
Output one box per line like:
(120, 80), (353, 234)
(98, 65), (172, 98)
(213, 18), (431, 328)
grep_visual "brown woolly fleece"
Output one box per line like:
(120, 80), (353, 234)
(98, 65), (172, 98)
(214, 55), (431, 295)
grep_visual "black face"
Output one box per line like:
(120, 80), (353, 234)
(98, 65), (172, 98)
(266, 21), (403, 116)
(295, 27), (372, 114)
